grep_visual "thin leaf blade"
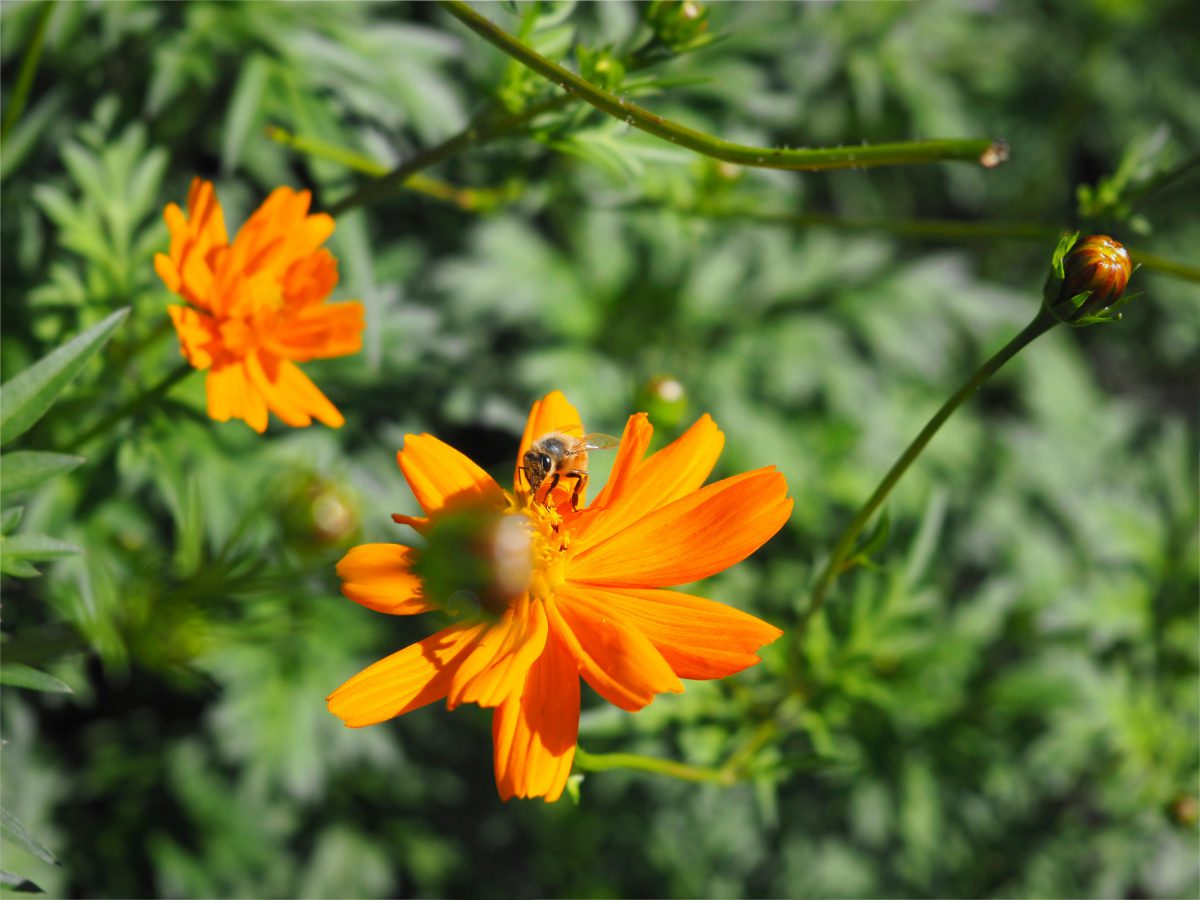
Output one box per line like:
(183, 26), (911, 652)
(0, 308), (129, 447)
(0, 807), (58, 866)
(0, 663), (73, 694)
(1, 452), (85, 497)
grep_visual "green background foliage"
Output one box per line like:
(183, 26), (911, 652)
(2, 1), (1197, 897)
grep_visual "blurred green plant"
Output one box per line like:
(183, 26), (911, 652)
(1, 1), (1197, 897)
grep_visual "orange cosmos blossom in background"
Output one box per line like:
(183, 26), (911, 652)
(155, 178), (365, 433)
(327, 391), (792, 802)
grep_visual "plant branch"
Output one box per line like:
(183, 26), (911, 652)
(1128, 249), (1200, 283)
(438, 0), (1008, 171)
(72, 361), (194, 449)
(802, 306), (1059, 627)
(633, 203), (1200, 283)
(574, 746), (736, 785)
(326, 95), (571, 216)
(267, 126), (507, 211)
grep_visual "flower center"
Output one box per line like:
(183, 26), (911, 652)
(516, 498), (570, 605)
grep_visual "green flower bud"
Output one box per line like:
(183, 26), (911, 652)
(636, 375), (689, 430)
(645, 0), (711, 53)
(281, 475), (360, 548)
(414, 506), (532, 620)
(1061, 234), (1132, 316)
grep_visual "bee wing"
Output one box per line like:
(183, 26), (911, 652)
(571, 432), (621, 452)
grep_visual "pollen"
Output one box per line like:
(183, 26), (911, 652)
(513, 494), (569, 605)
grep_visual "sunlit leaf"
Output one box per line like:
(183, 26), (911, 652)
(0, 451), (85, 497)
(0, 663), (73, 694)
(0, 307), (128, 446)
(0, 533), (82, 577)
(0, 807), (58, 866)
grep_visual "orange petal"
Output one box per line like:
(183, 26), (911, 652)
(206, 361), (267, 433)
(568, 467), (792, 587)
(548, 584), (683, 711)
(390, 513), (431, 533)
(337, 543), (435, 615)
(155, 251), (181, 294)
(579, 414), (724, 547)
(327, 622), (486, 728)
(492, 628), (579, 802)
(266, 300), (364, 361)
(514, 391), (583, 494)
(282, 247), (339, 308)
(185, 178), (228, 251)
(245, 351), (344, 429)
(580, 586), (782, 680)
(447, 597), (548, 710)
(586, 412), (652, 511)
(398, 433), (505, 517)
(167, 305), (217, 370)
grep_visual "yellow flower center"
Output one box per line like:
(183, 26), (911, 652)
(496, 494), (571, 607)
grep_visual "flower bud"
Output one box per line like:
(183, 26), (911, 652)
(414, 506), (532, 619)
(1059, 234), (1131, 318)
(645, 0), (710, 53)
(636, 375), (688, 430)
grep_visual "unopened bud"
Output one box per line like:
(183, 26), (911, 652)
(1059, 234), (1132, 317)
(414, 506), (532, 619)
(636, 375), (688, 429)
(645, 0), (711, 52)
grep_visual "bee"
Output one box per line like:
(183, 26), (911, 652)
(522, 428), (620, 508)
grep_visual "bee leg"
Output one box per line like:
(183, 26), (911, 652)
(543, 473), (561, 504)
(566, 472), (587, 509)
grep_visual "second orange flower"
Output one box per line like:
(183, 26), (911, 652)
(155, 178), (365, 433)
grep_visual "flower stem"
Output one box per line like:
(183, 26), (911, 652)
(675, 205), (1060, 242)
(1128, 249), (1200, 283)
(1, 0), (55, 142)
(326, 95), (571, 216)
(574, 745), (736, 785)
(72, 361), (194, 449)
(266, 125), (507, 211)
(622, 203), (1200, 283)
(438, 0), (1008, 171)
(802, 306), (1059, 627)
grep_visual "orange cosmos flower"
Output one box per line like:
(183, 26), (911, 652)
(327, 391), (791, 802)
(154, 178), (365, 433)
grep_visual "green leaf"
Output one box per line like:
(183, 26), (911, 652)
(1, 508), (23, 534)
(0, 663), (72, 694)
(0, 870), (45, 893)
(0, 624), (87, 667)
(0, 308), (129, 447)
(0, 452), (85, 497)
(0, 533), (82, 577)
(222, 54), (272, 174)
(0, 807), (58, 867)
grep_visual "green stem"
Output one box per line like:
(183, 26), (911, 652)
(266, 125), (507, 211)
(1, 0), (55, 142)
(574, 745), (736, 785)
(802, 306), (1059, 626)
(1129, 249), (1200, 283)
(327, 95), (570, 216)
(645, 204), (1200, 284)
(683, 206), (1058, 242)
(72, 361), (193, 449)
(438, 0), (1007, 171)
(267, 125), (389, 177)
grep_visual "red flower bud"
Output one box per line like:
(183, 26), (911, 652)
(1061, 235), (1131, 314)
